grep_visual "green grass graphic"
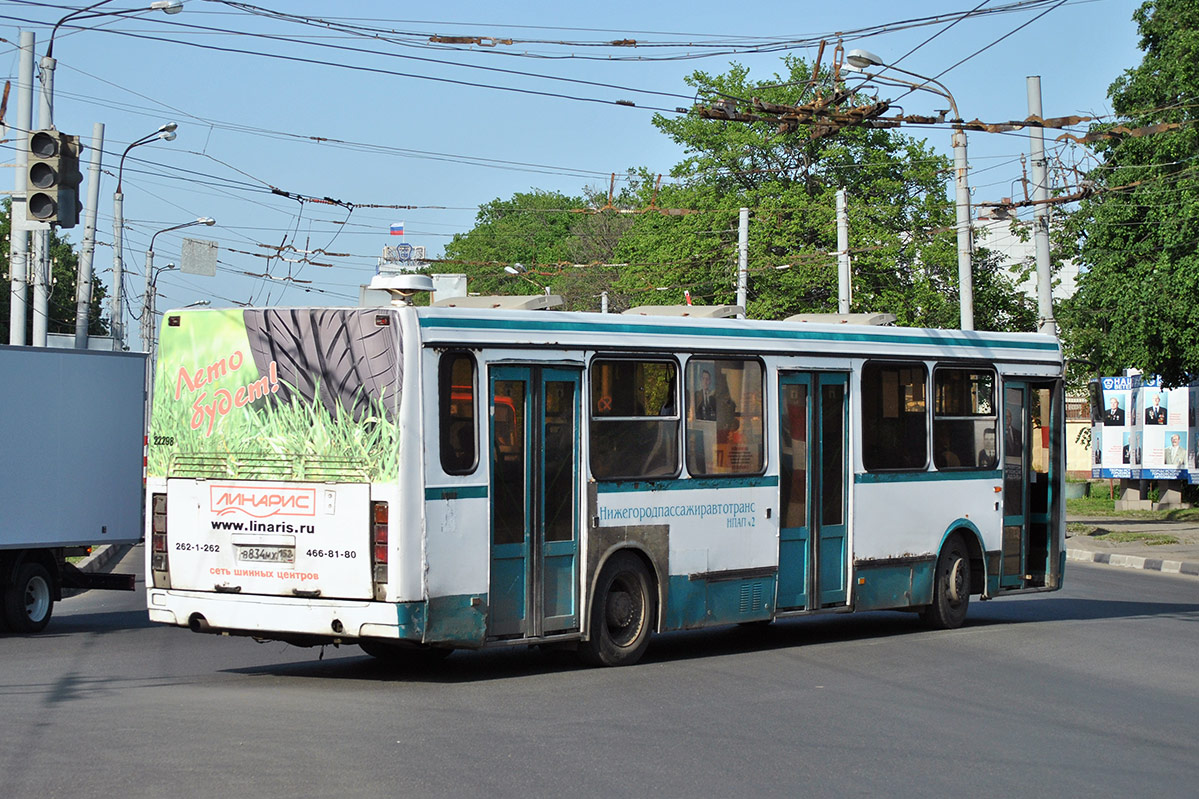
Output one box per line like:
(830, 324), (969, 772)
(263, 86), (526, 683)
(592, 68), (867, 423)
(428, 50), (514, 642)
(148, 378), (399, 483)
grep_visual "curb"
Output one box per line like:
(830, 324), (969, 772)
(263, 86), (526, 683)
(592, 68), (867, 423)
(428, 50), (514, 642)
(1067, 548), (1199, 577)
(77, 543), (133, 574)
(62, 543), (136, 598)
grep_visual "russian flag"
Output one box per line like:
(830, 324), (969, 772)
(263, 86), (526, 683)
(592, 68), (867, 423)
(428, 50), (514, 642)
(390, 222), (405, 236)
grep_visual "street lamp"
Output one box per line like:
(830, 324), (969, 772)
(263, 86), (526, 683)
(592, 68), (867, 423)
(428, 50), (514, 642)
(504, 263), (550, 295)
(34, 1), (184, 350)
(112, 122), (177, 348)
(845, 49), (975, 331)
(42, 0), (184, 128)
(142, 216), (216, 355)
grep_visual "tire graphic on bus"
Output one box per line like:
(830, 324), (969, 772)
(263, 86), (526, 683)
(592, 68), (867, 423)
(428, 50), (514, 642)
(243, 308), (401, 423)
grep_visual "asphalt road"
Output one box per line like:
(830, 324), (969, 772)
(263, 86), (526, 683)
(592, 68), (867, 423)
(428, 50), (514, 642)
(2, 547), (1196, 798)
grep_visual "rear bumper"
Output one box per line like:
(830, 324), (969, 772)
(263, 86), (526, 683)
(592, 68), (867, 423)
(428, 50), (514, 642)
(146, 589), (422, 644)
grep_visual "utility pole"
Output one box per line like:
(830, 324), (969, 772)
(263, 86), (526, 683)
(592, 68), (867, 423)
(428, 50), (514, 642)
(1027, 76), (1056, 336)
(737, 207), (748, 317)
(844, 50), (974, 330)
(74, 122), (105, 349)
(836, 188), (851, 314)
(8, 31), (34, 346)
(952, 128), (974, 330)
(112, 188), (125, 348)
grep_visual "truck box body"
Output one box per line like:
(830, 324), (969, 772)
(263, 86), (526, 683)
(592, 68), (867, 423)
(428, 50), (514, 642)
(1, 345), (146, 550)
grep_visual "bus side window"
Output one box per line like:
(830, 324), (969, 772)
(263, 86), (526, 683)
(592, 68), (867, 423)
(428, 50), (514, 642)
(685, 358), (764, 476)
(933, 368), (997, 470)
(439, 352), (478, 474)
(589, 358), (679, 480)
(862, 361), (928, 471)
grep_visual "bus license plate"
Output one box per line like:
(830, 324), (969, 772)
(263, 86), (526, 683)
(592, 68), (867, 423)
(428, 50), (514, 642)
(236, 545), (295, 565)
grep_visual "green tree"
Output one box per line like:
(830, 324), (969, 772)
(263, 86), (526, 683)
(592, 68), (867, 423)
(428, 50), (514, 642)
(440, 185), (642, 311)
(612, 58), (1034, 329)
(0, 200), (109, 343)
(442, 58), (1035, 329)
(1062, 0), (1199, 386)
(440, 189), (583, 300)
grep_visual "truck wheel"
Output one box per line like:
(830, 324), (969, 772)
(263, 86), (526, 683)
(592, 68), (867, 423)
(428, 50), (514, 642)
(580, 551), (655, 667)
(920, 534), (971, 630)
(4, 563), (54, 633)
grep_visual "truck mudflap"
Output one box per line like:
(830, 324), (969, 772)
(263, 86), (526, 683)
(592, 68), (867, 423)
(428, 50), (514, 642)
(165, 479), (373, 600)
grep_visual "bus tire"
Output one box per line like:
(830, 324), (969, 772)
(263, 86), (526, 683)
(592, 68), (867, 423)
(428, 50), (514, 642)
(920, 534), (971, 630)
(359, 639), (452, 664)
(3, 562), (54, 634)
(580, 551), (654, 667)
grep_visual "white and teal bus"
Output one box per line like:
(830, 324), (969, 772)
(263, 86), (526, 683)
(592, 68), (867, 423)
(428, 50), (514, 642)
(145, 296), (1064, 666)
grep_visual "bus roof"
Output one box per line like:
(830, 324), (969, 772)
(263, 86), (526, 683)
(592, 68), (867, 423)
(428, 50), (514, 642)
(412, 305), (1062, 366)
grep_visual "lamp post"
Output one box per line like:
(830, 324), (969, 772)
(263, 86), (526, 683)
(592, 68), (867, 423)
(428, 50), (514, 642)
(113, 122), (177, 348)
(34, 1), (183, 349)
(142, 217), (216, 354)
(504, 263), (550, 295)
(41, 1), (181, 129)
(846, 49), (975, 331)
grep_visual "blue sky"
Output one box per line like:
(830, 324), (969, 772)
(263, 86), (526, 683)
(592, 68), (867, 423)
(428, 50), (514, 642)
(1, 1), (1143, 343)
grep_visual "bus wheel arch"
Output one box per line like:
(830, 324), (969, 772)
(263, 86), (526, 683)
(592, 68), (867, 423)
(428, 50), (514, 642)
(920, 531), (973, 630)
(955, 526), (986, 597)
(937, 522), (987, 596)
(580, 547), (659, 667)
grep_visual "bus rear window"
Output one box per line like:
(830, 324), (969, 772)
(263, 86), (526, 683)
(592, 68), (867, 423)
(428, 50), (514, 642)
(439, 352), (477, 474)
(589, 359), (678, 480)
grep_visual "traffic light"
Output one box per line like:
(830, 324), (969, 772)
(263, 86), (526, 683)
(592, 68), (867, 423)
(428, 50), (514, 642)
(26, 130), (82, 229)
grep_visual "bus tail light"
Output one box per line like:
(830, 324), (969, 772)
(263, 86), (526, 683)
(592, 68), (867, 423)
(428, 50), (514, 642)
(150, 492), (171, 588)
(371, 501), (388, 599)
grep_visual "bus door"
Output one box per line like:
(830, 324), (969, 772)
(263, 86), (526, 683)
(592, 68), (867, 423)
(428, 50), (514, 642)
(1001, 380), (1059, 589)
(488, 365), (582, 639)
(777, 372), (849, 610)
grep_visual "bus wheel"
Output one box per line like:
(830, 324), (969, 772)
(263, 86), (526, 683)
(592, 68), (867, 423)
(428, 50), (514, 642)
(580, 551), (654, 667)
(359, 640), (452, 665)
(920, 535), (970, 630)
(4, 563), (54, 633)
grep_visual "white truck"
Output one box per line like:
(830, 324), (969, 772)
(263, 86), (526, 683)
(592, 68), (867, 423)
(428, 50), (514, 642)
(0, 344), (146, 632)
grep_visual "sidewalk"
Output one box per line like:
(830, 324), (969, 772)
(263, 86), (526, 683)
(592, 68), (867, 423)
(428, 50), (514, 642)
(1066, 515), (1199, 577)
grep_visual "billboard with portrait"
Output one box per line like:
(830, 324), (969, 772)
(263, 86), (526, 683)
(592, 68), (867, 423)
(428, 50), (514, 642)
(1093, 375), (1198, 480)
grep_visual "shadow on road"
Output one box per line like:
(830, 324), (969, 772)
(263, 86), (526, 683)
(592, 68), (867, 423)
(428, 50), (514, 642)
(221, 594), (1199, 684)
(1, 609), (155, 639)
(968, 596), (1199, 624)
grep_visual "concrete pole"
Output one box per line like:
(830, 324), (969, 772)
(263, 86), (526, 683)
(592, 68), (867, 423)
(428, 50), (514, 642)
(836, 188), (851, 314)
(38, 54), (54, 129)
(8, 31), (34, 346)
(600, 290), (609, 314)
(142, 248), (155, 353)
(74, 122), (105, 349)
(953, 127), (974, 330)
(1027, 76), (1056, 336)
(31, 227), (47, 346)
(112, 190), (125, 348)
(737, 207), (749, 317)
